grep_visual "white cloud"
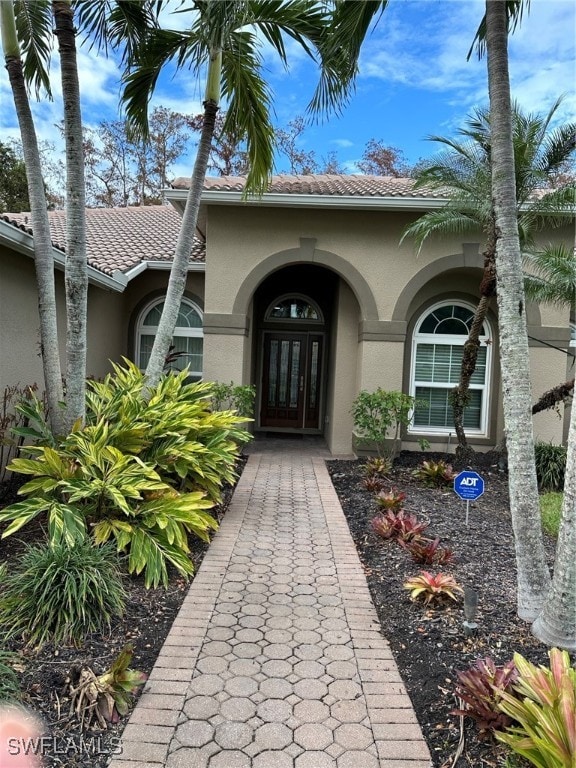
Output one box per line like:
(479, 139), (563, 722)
(331, 138), (354, 149)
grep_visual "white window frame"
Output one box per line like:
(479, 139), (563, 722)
(136, 297), (203, 378)
(409, 301), (492, 437)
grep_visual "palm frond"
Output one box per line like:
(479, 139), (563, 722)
(523, 244), (576, 308)
(310, 0), (387, 115)
(14, 0), (53, 98)
(122, 27), (204, 138)
(221, 30), (274, 196)
(75, 0), (164, 64)
(469, 0), (531, 60)
(401, 209), (482, 254)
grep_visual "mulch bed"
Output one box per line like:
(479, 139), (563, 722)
(0, 462), (245, 768)
(1, 451), (557, 767)
(327, 450), (556, 768)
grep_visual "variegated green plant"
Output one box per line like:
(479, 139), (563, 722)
(496, 649), (575, 768)
(403, 570), (463, 604)
(0, 361), (250, 587)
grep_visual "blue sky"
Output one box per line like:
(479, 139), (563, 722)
(1, 0), (574, 177)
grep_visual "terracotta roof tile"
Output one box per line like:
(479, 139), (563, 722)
(173, 173), (447, 198)
(1, 206), (205, 276)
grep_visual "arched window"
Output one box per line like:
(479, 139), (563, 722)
(136, 298), (203, 379)
(410, 302), (492, 435)
(265, 295), (323, 322)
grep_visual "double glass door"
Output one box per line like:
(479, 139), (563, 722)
(260, 332), (323, 429)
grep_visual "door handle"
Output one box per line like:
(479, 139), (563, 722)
(299, 375), (304, 392)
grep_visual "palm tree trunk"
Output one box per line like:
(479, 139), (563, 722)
(531, 398), (576, 649)
(53, 0), (87, 432)
(485, 0), (551, 620)
(144, 50), (222, 388)
(1, 1), (65, 435)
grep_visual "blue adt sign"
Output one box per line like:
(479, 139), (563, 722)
(454, 470), (485, 501)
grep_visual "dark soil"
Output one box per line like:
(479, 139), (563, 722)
(1, 451), (557, 768)
(327, 451), (556, 768)
(0, 461), (245, 768)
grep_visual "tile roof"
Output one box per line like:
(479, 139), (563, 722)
(1, 205), (205, 276)
(173, 174), (447, 198)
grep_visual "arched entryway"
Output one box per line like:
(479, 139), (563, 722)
(254, 264), (338, 434)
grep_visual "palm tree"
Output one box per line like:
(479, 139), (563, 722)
(120, 0), (387, 387)
(53, 0), (88, 432)
(2, 0), (159, 432)
(401, 102), (575, 456)
(0, 0), (65, 434)
(484, 0), (551, 622)
(531, 398), (576, 650)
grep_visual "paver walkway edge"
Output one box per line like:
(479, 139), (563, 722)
(107, 452), (432, 768)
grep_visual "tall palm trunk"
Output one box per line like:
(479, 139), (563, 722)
(532, 399), (576, 649)
(0, 1), (65, 435)
(144, 50), (221, 387)
(53, 0), (87, 431)
(485, 0), (550, 620)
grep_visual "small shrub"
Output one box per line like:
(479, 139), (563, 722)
(0, 540), (126, 648)
(0, 383), (41, 482)
(209, 381), (256, 418)
(352, 389), (418, 459)
(69, 643), (147, 728)
(496, 648), (575, 768)
(362, 475), (386, 493)
(540, 492), (563, 537)
(400, 536), (454, 565)
(371, 510), (429, 541)
(363, 456), (392, 477)
(413, 459), (457, 487)
(534, 442), (566, 492)
(0, 650), (21, 701)
(452, 657), (519, 734)
(404, 570), (463, 604)
(375, 488), (406, 512)
(0, 362), (250, 587)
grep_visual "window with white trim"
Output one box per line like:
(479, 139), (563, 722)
(410, 302), (492, 435)
(136, 298), (203, 379)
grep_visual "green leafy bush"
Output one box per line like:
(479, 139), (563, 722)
(0, 650), (21, 701)
(0, 362), (250, 587)
(375, 488), (406, 512)
(352, 389), (418, 458)
(0, 541), (126, 648)
(413, 459), (457, 487)
(496, 649), (575, 768)
(363, 456), (392, 477)
(534, 442), (566, 492)
(452, 657), (519, 734)
(404, 570), (463, 604)
(209, 381), (256, 418)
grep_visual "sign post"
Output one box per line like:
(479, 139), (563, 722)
(453, 470), (485, 525)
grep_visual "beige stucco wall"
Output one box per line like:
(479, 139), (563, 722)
(203, 204), (572, 454)
(325, 281), (360, 455)
(0, 248), (125, 392)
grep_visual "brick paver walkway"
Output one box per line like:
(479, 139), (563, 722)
(108, 447), (431, 768)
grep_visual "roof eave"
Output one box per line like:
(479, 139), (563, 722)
(123, 259), (205, 282)
(166, 189), (450, 211)
(0, 219), (127, 292)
